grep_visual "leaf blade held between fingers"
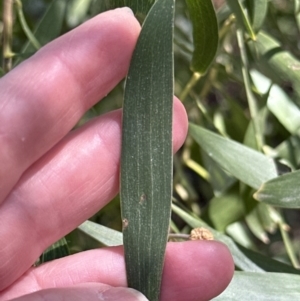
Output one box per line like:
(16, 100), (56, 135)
(120, 0), (175, 300)
(185, 0), (219, 74)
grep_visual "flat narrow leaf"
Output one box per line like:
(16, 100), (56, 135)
(201, 150), (236, 195)
(245, 208), (269, 243)
(227, 0), (256, 39)
(189, 124), (277, 189)
(276, 136), (300, 169)
(250, 70), (272, 95)
(226, 222), (257, 249)
(248, 32), (300, 106)
(267, 85), (300, 135)
(237, 28), (263, 150)
(256, 203), (277, 234)
(208, 185), (245, 231)
(120, 0), (175, 300)
(254, 171), (300, 208)
(214, 272), (300, 300)
(237, 244), (300, 274)
(172, 204), (264, 272)
(185, 0), (218, 74)
(66, 0), (93, 27)
(103, 0), (155, 19)
(296, 0), (300, 32)
(39, 237), (69, 265)
(16, 0), (67, 63)
(245, 0), (268, 32)
(77, 220), (123, 246)
(243, 107), (268, 151)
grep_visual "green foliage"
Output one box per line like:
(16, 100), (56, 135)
(189, 123), (277, 189)
(254, 170), (300, 208)
(214, 271), (300, 300)
(245, 0), (268, 33)
(120, 0), (175, 299)
(3, 0), (300, 299)
(78, 220), (123, 246)
(185, 0), (218, 74)
(100, 0), (155, 21)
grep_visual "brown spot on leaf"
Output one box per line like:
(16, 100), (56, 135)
(122, 218), (129, 230)
(139, 193), (146, 204)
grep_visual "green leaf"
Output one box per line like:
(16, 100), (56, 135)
(243, 107), (268, 151)
(276, 136), (300, 169)
(17, 0), (67, 63)
(185, 0), (218, 74)
(254, 170), (300, 208)
(250, 69), (272, 95)
(201, 150), (236, 195)
(248, 32), (300, 106)
(223, 95), (249, 142)
(226, 0), (256, 40)
(120, 0), (175, 300)
(77, 220), (123, 246)
(245, 207), (269, 243)
(236, 28), (263, 150)
(189, 124), (277, 189)
(256, 203), (277, 234)
(237, 244), (300, 275)
(214, 271), (300, 300)
(208, 185), (245, 231)
(103, 0), (155, 20)
(296, 0), (300, 32)
(172, 204), (264, 272)
(245, 0), (268, 33)
(66, 0), (93, 27)
(39, 237), (69, 265)
(267, 85), (300, 135)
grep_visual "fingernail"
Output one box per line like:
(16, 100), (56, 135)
(102, 287), (149, 301)
(117, 7), (134, 16)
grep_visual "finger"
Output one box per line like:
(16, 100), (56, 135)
(0, 241), (234, 301)
(0, 98), (188, 290)
(0, 7), (140, 202)
(12, 284), (148, 301)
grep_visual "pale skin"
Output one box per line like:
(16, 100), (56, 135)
(0, 7), (234, 301)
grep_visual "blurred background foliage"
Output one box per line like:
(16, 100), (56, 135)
(2, 0), (300, 285)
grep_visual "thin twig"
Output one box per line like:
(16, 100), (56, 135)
(2, 0), (14, 72)
(168, 233), (190, 240)
(15, 0), (41, 50)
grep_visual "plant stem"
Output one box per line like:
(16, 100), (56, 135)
(180, 72), (201, 102)
(2, 0), (14, 72)
(15, 0), (41, 50)
(279, 222), (300, 269)
(237, 28), (264, 151)
(168, 233), (190, 240)
(219, 14), (235, 40)
(185, 158), (211, 181)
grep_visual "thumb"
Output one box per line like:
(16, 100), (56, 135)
(12, 283), (149, 301)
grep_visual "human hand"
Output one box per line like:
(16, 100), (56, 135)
(0, 7), (234, 301)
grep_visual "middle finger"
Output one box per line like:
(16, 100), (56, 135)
(0, 99), (188, 291)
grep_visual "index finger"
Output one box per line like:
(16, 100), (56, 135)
(0, 7), (140, 203)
